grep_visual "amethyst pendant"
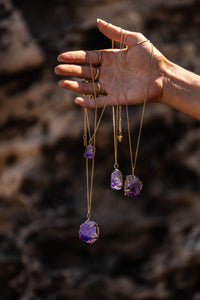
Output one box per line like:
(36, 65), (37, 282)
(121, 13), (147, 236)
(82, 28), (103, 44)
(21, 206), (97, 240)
(111, 169), (123, 190)
(124, 175), (143, 198)
(84, 145), (95, 159)
(79, 220), (99, 244)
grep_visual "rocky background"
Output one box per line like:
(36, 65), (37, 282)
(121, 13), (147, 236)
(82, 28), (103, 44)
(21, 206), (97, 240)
(0, 0), (200, 299)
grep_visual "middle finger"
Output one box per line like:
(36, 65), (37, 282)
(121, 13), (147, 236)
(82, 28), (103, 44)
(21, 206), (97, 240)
(54, 64), (99, 81)
(58, 79), (107, 95)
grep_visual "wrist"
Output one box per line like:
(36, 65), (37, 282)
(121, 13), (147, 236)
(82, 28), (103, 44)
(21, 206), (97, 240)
(159, 58), (176, 106)
(159, 58), (200, 119)
(148, 51), (171, 105)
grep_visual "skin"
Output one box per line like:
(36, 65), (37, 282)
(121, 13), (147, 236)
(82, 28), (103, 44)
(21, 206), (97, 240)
(55, 19), (200, 120)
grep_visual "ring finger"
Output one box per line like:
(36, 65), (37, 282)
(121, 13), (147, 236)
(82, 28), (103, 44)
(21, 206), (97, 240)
(58, 79), (107, 95)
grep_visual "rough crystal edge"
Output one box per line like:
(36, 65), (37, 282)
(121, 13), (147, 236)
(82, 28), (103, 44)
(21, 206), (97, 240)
(83, 145), (96, 159)
(79, 220), (99, 244)
(124, 175), (143, 198)
(110, 169), (123, 190)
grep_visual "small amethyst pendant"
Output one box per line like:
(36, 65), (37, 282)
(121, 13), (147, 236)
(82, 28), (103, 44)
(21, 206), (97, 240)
(111, 169), (123, 190)
(79, 220), (99, 244)
(83, 145), (95, 159)
(124, 175), (143, 198)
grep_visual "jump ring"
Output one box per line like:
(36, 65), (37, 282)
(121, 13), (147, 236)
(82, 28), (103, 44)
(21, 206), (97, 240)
(93, 67), (99, 81)
(114, 163), (119, 170)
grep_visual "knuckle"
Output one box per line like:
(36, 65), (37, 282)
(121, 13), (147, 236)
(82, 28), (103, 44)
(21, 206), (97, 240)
(136, 32), (146, 40)
(85, 50), (90, 62)
(82, 82), (91, 94)
(79, 65), (84, 76)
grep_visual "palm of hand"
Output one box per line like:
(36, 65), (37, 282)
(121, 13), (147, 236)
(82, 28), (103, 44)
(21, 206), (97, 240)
(99, 43), (163, 107)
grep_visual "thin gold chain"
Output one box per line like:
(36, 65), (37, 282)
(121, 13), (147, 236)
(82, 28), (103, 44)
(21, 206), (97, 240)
(84, 31), (153, 218)
(118, 105), (122, 136)
(84, 108), (90, 219)
(88, 44), (125, 145)
(133, 43), (154, 172)
(86, 48), (123, 218)
(111, 32), (125, 169)
(118, 29), (126, 140)
(83, 108), (87, 147)
(122, 31), (135, 175)
(112, 39), (118, 168)
(84, 56), (100, 220)
(86, 43), (128, 216)
(112, 106), (118, 167)
(86, 109), (91, 141)
(85, 156), (90, 218)
(124, 40), (154, 176)
(89, 57), (98, 146)
(124, 79), (134, 174)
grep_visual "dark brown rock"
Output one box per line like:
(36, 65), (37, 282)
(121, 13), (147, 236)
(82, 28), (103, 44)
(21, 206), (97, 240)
(0, 0), (199, 299)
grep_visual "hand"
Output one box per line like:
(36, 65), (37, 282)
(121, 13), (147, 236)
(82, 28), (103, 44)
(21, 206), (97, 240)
(55, 19), (166, 108)
(55, 19), (200, 120)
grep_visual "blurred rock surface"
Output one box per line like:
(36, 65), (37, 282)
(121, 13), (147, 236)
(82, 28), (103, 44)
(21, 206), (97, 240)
(0, 0), (200, 299)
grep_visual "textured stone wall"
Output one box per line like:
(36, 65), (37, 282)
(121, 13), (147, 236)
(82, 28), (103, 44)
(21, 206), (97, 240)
(0, 0), (200, 299)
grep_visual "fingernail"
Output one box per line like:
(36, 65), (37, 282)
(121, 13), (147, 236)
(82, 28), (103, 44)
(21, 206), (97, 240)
(97, 18), (107, 24)
(57, 55), (62, 62)
(54, 66), (58, 74)
(75, 97), (83, 105)
(74, 98), (79, 104)
(58, 80), (63, 87)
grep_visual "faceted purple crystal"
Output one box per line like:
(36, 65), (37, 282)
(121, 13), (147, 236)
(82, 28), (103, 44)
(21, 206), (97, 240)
(111, 169), (123, 190)
(124, 175), (143, 198)
(79, 220), (99, 244)
(83, 145), (95, 159)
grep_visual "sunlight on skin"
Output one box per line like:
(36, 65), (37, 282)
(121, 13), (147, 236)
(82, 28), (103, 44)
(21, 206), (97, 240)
(55, 19), (200, 120)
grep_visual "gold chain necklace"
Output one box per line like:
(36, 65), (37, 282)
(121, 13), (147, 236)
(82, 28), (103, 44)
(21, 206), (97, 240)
(79, 55), (121, 244)
(79, 29), (154, 244)
(124, 40), (154, 198)
(110, 37), (124, 190)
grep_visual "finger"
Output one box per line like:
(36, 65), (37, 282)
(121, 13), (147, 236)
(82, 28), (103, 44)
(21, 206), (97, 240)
(54, 64), (99, 80)
(97, 19), (144, 48)
(57, 50), (101, 65)
(58, 79), (107, 95)
(75, 96), (109, 108)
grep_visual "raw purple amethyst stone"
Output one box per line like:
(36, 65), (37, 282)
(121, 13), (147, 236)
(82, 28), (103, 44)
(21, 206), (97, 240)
(111, 169), (123, 190)
(79, 220), (99, 244)
(124, 175), (143, 198)
(83, 145), (95, 159)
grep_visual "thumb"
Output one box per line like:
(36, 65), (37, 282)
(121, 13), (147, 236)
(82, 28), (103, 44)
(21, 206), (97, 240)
(97, 19), (141, 47)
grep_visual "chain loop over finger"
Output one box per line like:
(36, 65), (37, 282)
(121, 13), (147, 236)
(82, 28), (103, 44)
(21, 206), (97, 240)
(95, 50), (102, 65)
(96, 82), (101, 95)
(93, 67), (99, 81)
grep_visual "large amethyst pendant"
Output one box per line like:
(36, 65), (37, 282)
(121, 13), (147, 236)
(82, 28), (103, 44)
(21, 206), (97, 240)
(79, 220), (99, 244)
(124, 175), (143, 198)
(111, 169), (123, 190)
(83, 145), (95, 159)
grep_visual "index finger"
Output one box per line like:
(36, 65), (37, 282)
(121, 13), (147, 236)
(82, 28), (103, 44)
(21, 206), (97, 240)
(97, 19), (144, 48)
(57, 50), (101, 65)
